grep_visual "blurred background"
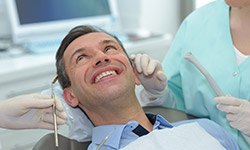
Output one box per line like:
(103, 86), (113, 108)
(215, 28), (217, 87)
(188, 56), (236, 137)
(0, 0), (214, 149)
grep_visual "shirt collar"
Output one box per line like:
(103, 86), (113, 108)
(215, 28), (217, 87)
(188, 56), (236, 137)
(132, 113), (173, 136)
(152, 113), (173, 129)
(91, 113), (173, 149)
(92, 124), (126, 149)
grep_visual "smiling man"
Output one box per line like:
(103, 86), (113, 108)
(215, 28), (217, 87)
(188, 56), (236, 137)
(56, 25), (152, 131)
(55, 25), (239, 150)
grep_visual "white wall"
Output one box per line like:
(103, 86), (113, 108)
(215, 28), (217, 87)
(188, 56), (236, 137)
(195, 0), (215, 8)
(0, 0), (10, 38)
(140, 0), (181, 35)
(117, 0), (142, 32)
(117, 0), (181, 35)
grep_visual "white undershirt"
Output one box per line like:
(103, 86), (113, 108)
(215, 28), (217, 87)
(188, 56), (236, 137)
(234, 46), (249, 65)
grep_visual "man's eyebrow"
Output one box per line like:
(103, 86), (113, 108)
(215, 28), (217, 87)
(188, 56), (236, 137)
(69, 48), (86, 63)
(100, 39), (118, 45)
(68, 39), (118, 62)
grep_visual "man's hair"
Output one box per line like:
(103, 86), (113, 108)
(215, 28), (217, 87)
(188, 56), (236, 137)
(56, 25), (129, 89)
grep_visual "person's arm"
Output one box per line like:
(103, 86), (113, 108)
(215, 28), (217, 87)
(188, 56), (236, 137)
(131, 17), (190, 109)
(0, 93), (67, 130)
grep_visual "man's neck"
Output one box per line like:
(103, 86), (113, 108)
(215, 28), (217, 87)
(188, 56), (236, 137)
(81, 95), (153, 132)
(230, 6), (250, 55)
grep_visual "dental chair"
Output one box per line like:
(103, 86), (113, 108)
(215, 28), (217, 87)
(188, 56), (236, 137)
(33, 106), (196, 150)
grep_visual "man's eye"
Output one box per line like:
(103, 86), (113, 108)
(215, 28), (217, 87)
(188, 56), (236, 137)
(104, 46), (116, 52)
(76, 55), (85, 63)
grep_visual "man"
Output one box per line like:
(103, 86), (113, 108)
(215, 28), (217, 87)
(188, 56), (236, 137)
(55, 25), (238, 150)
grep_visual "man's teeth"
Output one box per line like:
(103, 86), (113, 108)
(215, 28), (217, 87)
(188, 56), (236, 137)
(95, 70), (117, 82)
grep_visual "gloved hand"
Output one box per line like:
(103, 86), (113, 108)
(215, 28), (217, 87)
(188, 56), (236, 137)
(0, 93), (67, 130)
(214, 96), (250, 136)
(42, 85), (93, 142)
(130, 54), (167, 100)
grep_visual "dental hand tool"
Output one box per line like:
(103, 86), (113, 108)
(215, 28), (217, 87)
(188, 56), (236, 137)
(184, 52), (225, 96)
(96, 129), (115, 150)
(51, 76), (59, 147)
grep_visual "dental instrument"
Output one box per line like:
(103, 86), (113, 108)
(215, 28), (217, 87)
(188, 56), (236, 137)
(96, 129), (115, 150)
(51, 76), (59, 147)
(184, 52), (225, 96)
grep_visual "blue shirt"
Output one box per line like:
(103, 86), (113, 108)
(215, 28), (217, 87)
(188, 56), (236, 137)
(88, 114), (239, 150)
(160, 0), (250, 149)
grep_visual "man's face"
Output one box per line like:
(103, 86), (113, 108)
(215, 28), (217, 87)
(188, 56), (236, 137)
(63, 32), (139, 108)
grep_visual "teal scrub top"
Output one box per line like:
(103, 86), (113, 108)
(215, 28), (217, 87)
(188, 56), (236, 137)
(162, 0), (250, 149)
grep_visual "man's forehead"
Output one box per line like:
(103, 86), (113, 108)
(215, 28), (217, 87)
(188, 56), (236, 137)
(63, 32), (122, 61)
(68, 32), (117, 50)
(75, 32), (116, 43)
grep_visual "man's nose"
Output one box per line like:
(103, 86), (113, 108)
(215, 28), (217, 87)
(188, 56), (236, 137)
(93, 52), (110, 67)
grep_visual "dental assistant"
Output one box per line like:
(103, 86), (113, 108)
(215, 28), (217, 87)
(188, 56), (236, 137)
(134, 0), (250, 149)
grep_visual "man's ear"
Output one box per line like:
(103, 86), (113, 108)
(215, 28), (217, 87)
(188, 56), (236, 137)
(63, 88), (79, 107)
(133, 67), (141, 85)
